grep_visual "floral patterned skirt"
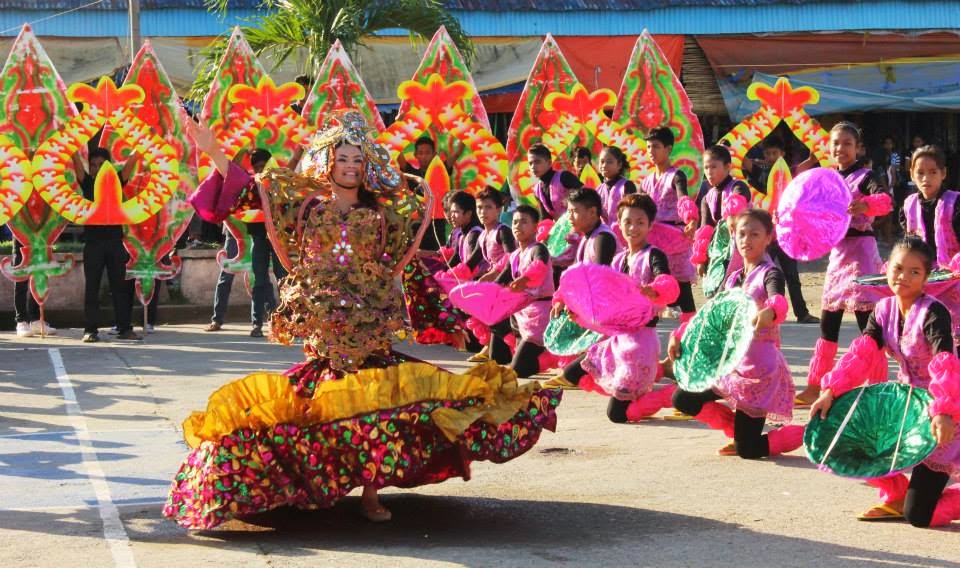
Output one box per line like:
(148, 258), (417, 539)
(163, 358), (561, 529)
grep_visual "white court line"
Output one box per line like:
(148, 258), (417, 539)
(48, 348), (136, 568)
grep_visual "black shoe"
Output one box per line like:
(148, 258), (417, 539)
(797, 314), (821, 324)
(82, 332), (100, 343)
(250, 326), (264, 338)
(116, 330), (143, 341)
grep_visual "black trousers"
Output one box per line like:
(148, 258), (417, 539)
(672, 389), (770, 459)
(83, 239), (131, 333)
(769, 240), (810, 320)
(820, 309), (871, 343)
(670, 281), (696, 314)
(903, 464), (951, 528)
(13, 240), (39, 323)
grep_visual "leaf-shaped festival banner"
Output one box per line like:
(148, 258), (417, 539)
(612, 30), (704, 191)
(720, 77), (832, 197)
(378, 27), (506, 196)
(506, 35), (585, 206)
(301, 39), (383, 132)
(104, 41), (197, 306)
(0, 25), (77, 305)
(31, 77), (179, 225)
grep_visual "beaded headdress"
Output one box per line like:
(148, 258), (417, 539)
(299, 109), (401, 193)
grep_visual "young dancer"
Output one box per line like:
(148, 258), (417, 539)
(596, 145), (636, 224)
(166, 111), (560, 528)
(549, 194), (680, 421)
(642, 127), (700, 321)
(528, 143), (583, 221)
(798, 122), (893, 404)
(669, 209), (803, 458)
(811, 238), (960, 527)
(487, 205), (555, 377)
(691, 145), (751, 280)
(426, 190), (483, 275)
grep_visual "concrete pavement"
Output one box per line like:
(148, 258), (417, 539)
(0, 321), (957, 567)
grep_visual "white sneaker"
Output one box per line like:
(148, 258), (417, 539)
(144, 324), (155, 334)
(15, 322), (34, 337)
(30, 320), (58, 336)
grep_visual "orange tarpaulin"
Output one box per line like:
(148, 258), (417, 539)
(482, 34), (684, 113)
(697, 32), (960, 76)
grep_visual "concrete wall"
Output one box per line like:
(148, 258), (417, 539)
(1, 248), (262, 311)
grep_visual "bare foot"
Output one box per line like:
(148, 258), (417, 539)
(795, 385), (821, 406)
(361, 487), (392, 523)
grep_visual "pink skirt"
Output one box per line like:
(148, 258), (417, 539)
(713, 334), (794, 423)
(515, 300), (551, 345)
(924, 435), (960, 482)
(667, 248), (698, 283)
(822, 236), (885, 313)
(581, 327), (660, 400)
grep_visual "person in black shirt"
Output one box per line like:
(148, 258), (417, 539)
(75, 148), (141, 342)
(397, 136), (462, 251)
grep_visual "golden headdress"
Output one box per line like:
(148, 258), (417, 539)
(299, 109), (402, 193)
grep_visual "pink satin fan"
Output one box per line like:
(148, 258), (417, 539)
(776, 168), (852, 261)
(557, 263), (658, 335)
(448, 282), (532, 326)
(648, 222), (691, 255)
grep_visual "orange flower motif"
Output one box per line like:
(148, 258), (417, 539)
(228, 76), (306, 117)
(543, 83), (617, 124)
(396, 74), (471, 121)
(68, 77), (144, 117)
(747, 77), (819, 117)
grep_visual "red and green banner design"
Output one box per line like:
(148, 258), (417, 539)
(613, 30), (704, 191)
(0, 24), (76, 304)
(301, 40), (383, 132)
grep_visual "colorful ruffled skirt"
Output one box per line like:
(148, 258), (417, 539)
(163, 358), (561, 529)
(401, 260), (468, 347)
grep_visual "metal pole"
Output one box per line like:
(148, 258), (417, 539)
(128, 0), (141, 61)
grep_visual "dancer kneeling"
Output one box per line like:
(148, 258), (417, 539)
(810, 237), (960, 527)
(669, 209), (803, 458)
(552, 194), (679, 422)
(164, 112), (560, 528)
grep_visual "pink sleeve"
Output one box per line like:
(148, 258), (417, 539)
(821, 335), (883, 397)
(862, 193), (893, 217)
(927, 352), (960, 421)
(763, 294), (788, 324)
(690, 225), (715, 265)
(188, 162), (253, 224)
(677, 196), (700, 225)
(519, 260), (550, 288)
(649, 274), (680, 307)
(948, 252), (960, 273)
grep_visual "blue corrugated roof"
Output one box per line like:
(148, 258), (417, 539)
(1, 0), (957, 36)
(0, 0), (260, 8)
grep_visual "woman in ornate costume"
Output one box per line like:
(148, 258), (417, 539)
(163, 111), (560, 528)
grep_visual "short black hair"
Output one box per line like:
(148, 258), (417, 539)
(294, 74), (312, 88)
(448, 190), (477, 216)
(528, 143), (552, 162)
(830, 121), (862, 144)
(414, 136), (436, 151)
(763, 138), (785, 152)
(250, 148), (272, 166)
(514, 204), (540, 223)
(575, 146), (592, 161)
(704, 144), (732, 165)
(617, 193), (657, 223)
(892, 236), (935, 274)
(567, 187), (602, 215)
(89, 148), (112, 162)
(476, 186), (507, 208)
(644, 126), (675, 148)
(732, 208), (774, 235)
